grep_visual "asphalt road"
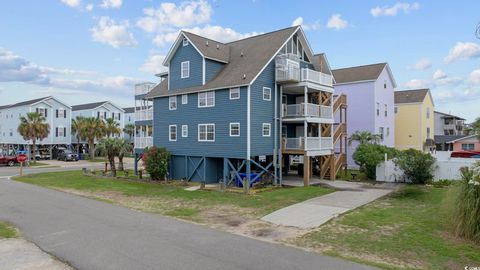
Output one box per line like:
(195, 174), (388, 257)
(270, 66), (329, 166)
(0, 169), (377, 270)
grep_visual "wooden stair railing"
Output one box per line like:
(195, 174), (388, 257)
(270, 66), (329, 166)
(333, 94), (347, 113)
(333, 123), (346, 145)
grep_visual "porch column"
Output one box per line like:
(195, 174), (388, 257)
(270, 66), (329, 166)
(303, 155), (310, 186)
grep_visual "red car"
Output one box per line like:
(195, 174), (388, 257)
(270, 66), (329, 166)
(450, 151), (480, 158)
(0, 155), (18, 166)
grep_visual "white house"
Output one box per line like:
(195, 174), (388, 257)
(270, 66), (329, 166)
(0, 96), (72, 157)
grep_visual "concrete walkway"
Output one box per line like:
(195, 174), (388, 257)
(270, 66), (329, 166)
(262, 180), (397, 229)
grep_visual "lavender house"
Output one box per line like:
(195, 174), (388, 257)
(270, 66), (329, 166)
(332, 63), (396, 168)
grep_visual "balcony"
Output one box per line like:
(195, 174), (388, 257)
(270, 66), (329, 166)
(135, 109), (153, 121)
(282, 103), (333, 119)
(134, 137), (153, 149)
(135, 83), (156, 96)
(282, 137), (333, 152)
(275, 54), (333, 87)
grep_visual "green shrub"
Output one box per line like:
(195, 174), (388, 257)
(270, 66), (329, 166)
(352, 144), (397, 179)
(142, 147), (170, 181)
(451, 163), (480, 242)
(427, 179), (454, 188)
(394, 148), (436, 184)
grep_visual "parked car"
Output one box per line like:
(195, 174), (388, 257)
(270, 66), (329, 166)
(0, 155), (18, 166)
(57, 150), (78, 162)
(451, 151), (480, 158)
(34, 151), (51, 161)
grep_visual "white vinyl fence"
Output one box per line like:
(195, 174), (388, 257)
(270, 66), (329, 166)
(376, 158), (478, 182)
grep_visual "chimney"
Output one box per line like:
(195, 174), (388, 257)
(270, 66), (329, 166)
(206, 40), (209, 46)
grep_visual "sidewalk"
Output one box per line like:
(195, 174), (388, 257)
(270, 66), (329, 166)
(261, 180), (397, 229)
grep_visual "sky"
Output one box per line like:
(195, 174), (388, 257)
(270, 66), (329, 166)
(0, 0), (479, 121)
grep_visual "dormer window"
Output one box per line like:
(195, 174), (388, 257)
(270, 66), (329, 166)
(181, 61), (190, 78)
(183, 38), (188, 46)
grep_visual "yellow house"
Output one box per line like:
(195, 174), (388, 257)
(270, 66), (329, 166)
(394, 89), (435, 151)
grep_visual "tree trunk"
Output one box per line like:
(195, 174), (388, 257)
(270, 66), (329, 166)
(32, 139), (36, 164)
(118, 155), (124, 171)
(76, 136), (81, 157)
(109, 157), (116, 177)
(89, 139), (95, 160)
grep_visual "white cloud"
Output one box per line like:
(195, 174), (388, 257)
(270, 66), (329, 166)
(405, 79), (429, 89)
(140, 55), (168, 74)
(0, 47), (140, 96)
(61, 0), (81, 7)
(152, 25), (259, 47)
(291, 17), (320, 31)
(326, 14), (348, 30)
(444, 42), (480, 64)
(370, 2), (420, 17)
(413, 58), (431, 70)
(432, 69), (446, 80)
(100, 0), (122, 9)
(469, 69), (480, 85)
(85, 3), (94, 11)
(90, 17), (138, 48)
(137, 0), (212, 33)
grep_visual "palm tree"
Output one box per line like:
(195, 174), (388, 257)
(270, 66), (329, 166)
(348, 131), (382, 146)
(71, 116), (86, 156)
(472, 117), (480, 141)
(97, 138), (119, 176)
(116, 138), (133, 171)
(123, 123), (135, 141)
(80, 117), (105, 160)
(17, 112), (50, 163)
(104, 118), (121, 138)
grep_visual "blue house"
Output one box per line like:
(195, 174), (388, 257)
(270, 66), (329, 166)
(145, 26), (347, 186)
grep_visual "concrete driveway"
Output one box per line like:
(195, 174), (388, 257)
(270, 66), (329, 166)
(0, 177), (378, 270)
(262, 180), (397, 229)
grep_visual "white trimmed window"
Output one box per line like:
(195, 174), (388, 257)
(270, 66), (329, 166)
(198, 91), (215, 107)
(181, 61), (190, 78)
(57, 126), (65, 137)
(263, 87), (271, 101)
(181, 94), (188, 104)
(169, 96), (177, 110)
(230, 88), (240, 100)
(182, 125), (188, 137)
(198, 124), (215, 142)
(262, 123), (271, 137)
(169, 125), (177, 141)
(230, 123), (240, 136)
(182, 38), (188, 46)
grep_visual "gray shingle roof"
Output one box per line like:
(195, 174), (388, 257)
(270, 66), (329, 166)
(123, 107), (135, 114)
(434, 111), (465, 120)
(146, 26), (299, 99)
(332, 63), (387, 84)
(0, 97), (50, 110)
(72, 101), (108, 111)
(183, 32), (230, 63)
(434, 135), (468, 144)
(394, 89), (429, 104)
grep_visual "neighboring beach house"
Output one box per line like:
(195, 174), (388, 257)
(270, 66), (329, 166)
(332, 63), (396, 168)
(145, 26), (347, 186)
(394, 89), (435, 151)
(434, 111), (466, 136)
(449, 135), (480, 152)
(0, 96), (72, 158)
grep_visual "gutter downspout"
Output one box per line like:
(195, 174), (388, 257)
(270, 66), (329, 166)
(273, 82), (278, 186)
(279, 86), (283, 186)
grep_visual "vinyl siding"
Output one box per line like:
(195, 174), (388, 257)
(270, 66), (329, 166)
(153, 87), (248, 159)
(169, 42), (203, 91)
(205, 59), (225, 83)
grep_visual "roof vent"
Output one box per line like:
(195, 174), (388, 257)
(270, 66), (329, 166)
(240, 51), (244, 57)
(216, 44), (219, 50)
(206, 40), (209, 46)
(243, 74), (246, 79)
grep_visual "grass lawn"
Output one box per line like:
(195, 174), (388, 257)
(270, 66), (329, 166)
(0, 222), (17, 238)
(15, 170), (332, 220)
(292, 185), (480, 270)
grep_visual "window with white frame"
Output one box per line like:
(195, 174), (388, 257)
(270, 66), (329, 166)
(461, 143), (475, 151)
(230, 123), (240, 136)
(57, 126), (64, 137)
(386, 127), (390, 137)
(263, 87), (271, 101)
(182, 125), (188, 137)
(379, 127), (384, 140)
(198, 91), (215, 107)
(183, 38), (188, 46)
(376, 102), (380, 116)
(262, 123), (271, 137)
(169, 96), (177, 110)
(426, 107), (430, 119)
(198, 124), (215, 142)
(181, 61), (190, 78)
(394, 106), (398, 114)
(37, 107), (46, 117)
(169, 125), (177, 141)
(182, 94), (188, 104)
(230, 88), (240, 100)
(384, 104), (388, 117)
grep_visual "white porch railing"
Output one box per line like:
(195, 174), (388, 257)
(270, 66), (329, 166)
(283, 136), (333, 151)
(134, 137), (153, 149)
(282, 103), (333, 118)
(135, 109), (153, 121)
(301, 68), (333, 87)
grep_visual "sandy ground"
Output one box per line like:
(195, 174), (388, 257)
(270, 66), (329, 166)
(0, 238), (72, 270)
